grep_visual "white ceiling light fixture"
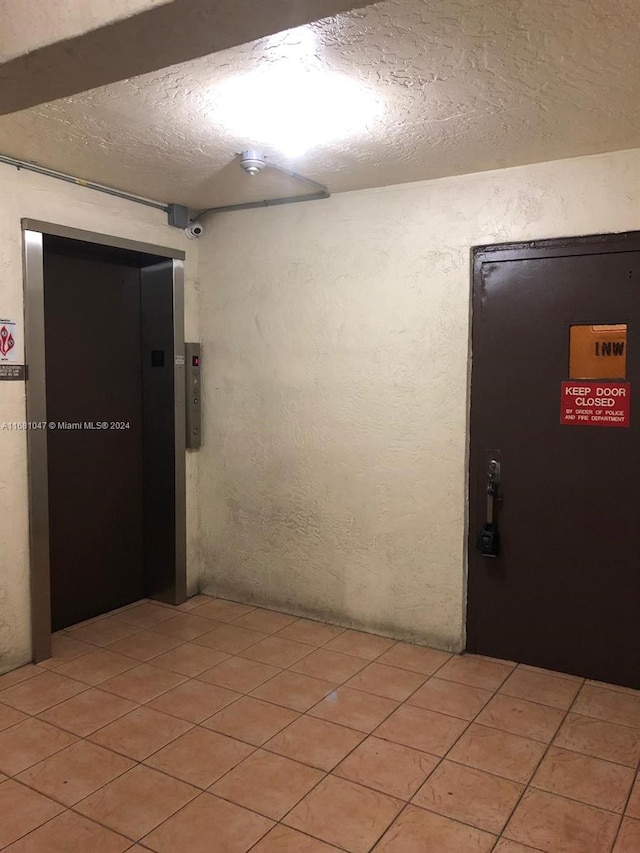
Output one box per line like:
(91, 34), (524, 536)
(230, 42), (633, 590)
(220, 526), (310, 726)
(208, 25), (382, 158)
(239, 150), (267, 175)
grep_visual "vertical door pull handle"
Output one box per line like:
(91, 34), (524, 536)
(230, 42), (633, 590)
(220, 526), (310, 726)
(477, 459), (500, 557)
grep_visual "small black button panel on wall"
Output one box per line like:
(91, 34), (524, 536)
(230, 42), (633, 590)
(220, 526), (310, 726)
(184, 342), (201, 450)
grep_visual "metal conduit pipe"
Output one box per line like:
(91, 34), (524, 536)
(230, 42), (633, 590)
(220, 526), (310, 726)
(0, 152), (330, 225)
(192, 160), (330, 221)
(0, 153), (169, 212)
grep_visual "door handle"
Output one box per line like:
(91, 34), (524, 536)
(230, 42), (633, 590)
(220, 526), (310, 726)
(477, 458), (500, 557)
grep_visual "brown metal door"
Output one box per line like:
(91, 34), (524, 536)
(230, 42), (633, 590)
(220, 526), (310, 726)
(467, 233), (640, 688)
(44, 250), (144, 630)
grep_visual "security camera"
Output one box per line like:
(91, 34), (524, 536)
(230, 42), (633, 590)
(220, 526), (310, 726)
(239, 150), (267, 176)
(185, 222), (204, 239)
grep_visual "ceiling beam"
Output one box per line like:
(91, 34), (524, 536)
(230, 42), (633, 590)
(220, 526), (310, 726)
(0, 0), (377, 116)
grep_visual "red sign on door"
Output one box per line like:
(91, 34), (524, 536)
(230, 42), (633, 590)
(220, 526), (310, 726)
(561, 381), (630, 427)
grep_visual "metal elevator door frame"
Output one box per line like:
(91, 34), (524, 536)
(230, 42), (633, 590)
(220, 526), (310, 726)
(22, 220), (186, 662)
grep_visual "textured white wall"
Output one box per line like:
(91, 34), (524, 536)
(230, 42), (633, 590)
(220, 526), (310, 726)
(0, 163), (199, 673)
(198, 148), (640, 651)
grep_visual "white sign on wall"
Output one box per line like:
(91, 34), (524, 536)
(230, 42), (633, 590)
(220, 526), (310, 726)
(0, 319), (19, 362)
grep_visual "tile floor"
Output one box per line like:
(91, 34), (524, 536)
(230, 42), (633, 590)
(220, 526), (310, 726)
(0, 595), (638, 852)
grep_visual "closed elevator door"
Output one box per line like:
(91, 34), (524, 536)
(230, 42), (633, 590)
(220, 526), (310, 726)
(44, 250), (144, 629)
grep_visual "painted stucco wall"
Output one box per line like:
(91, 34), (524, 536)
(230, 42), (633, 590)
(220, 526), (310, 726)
(0, 163), (200, 673)
(197, 148), (640, 652)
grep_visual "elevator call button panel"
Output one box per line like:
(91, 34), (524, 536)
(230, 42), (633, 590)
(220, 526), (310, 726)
(185, 342), (201, 449)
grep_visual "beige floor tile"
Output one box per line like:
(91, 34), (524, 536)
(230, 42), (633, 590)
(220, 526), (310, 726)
(0, 779), (64, 847)
(144, 726), (253, 788)
(412, 759), (524, 834)
(65, 618), (140, 647)
(476, 694), (565, 742)
(504, 788), (620, 852)
(203, 696), (298, 745)
(500, 668), (582, 710)
(372, 804), (496, 852)
(0, 702), (27, 731)
(265, 715), (365, 771)
(275, 619), (346, 647)
(251, 825), (342, 851)
(211, 749), (324, 820)
(141, 792), (273, 853)
(11, 602), (637, 853)
(586, 679), (640, 697)
(374, 704), (467, 757)
(3, 809), (131, 853)
(190, 599), (256, 622)
(35, 634), (93, 670)
(0, 665), (41, 691)
(626, 773), (640, 818)
(198, 656), (281, 693)
(614, 817), (640, 853)
(105, 599), (149, 616)
(554, 713), (640, 766)
(308, 686), (398, 733)
(345, 663), (426, 701)
(194, 624), (266, 654)
(492, 840), (542, 852)
(531, 746), (634, 813)
(447, 723), (546, 784)
(573, 684), (640, 729)
(251, 670), (337, 711)
(471, 654), (518, 669)
(173, 594), (215, 612)
(0, 719), (77, 775)
(290, 649), (367, 683)
(334, 735), (438, 800)
(99, 663), (187, 703)
(105, 630), (182, 661)
(323, 630), (396, 661)
(110, 601), (176, 628)
(88, 706), (192, 760)
(232, 609), (299, 635)
(54, 649), (138, 686)
(150, 614), (217, 641)
(240, 636), (313, 668)
(375, 643), (451, 675)
(148, 679), (240, 723)
(75, 764), (199, 840)
(284, 775), (402, 853)
(519, 664), (583, 682)
(16, 740), (134, 806)
(436, 655), (513, 691)
(144, 642), (228, 677)
(407, 677), (493, 720)
(37, 688), (137, 737)
(0, 672), (86, 715)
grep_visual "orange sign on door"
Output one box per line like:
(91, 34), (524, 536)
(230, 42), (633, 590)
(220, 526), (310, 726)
(569, 324), (627, 379)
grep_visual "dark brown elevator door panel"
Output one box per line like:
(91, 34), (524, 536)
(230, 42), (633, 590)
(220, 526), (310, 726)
(468, 235), (640, 688)
(44, 252), (144, 630)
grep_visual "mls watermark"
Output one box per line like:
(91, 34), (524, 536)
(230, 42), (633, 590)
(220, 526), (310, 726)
(2, 421), (131, 430)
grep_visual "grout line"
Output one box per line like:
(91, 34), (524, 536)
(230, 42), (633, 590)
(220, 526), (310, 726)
(3, 598), (639, 852)
(0, 802), (71, 850)
(493, 682), (578, 847)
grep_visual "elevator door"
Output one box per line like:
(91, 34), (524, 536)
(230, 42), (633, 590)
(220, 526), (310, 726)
(467, 233), (640, 688)
(44, 251), (144, 629)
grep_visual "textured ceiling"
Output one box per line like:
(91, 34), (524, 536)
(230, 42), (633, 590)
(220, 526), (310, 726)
(0, 0), (638, 209)
(0, 0), (170, 62)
